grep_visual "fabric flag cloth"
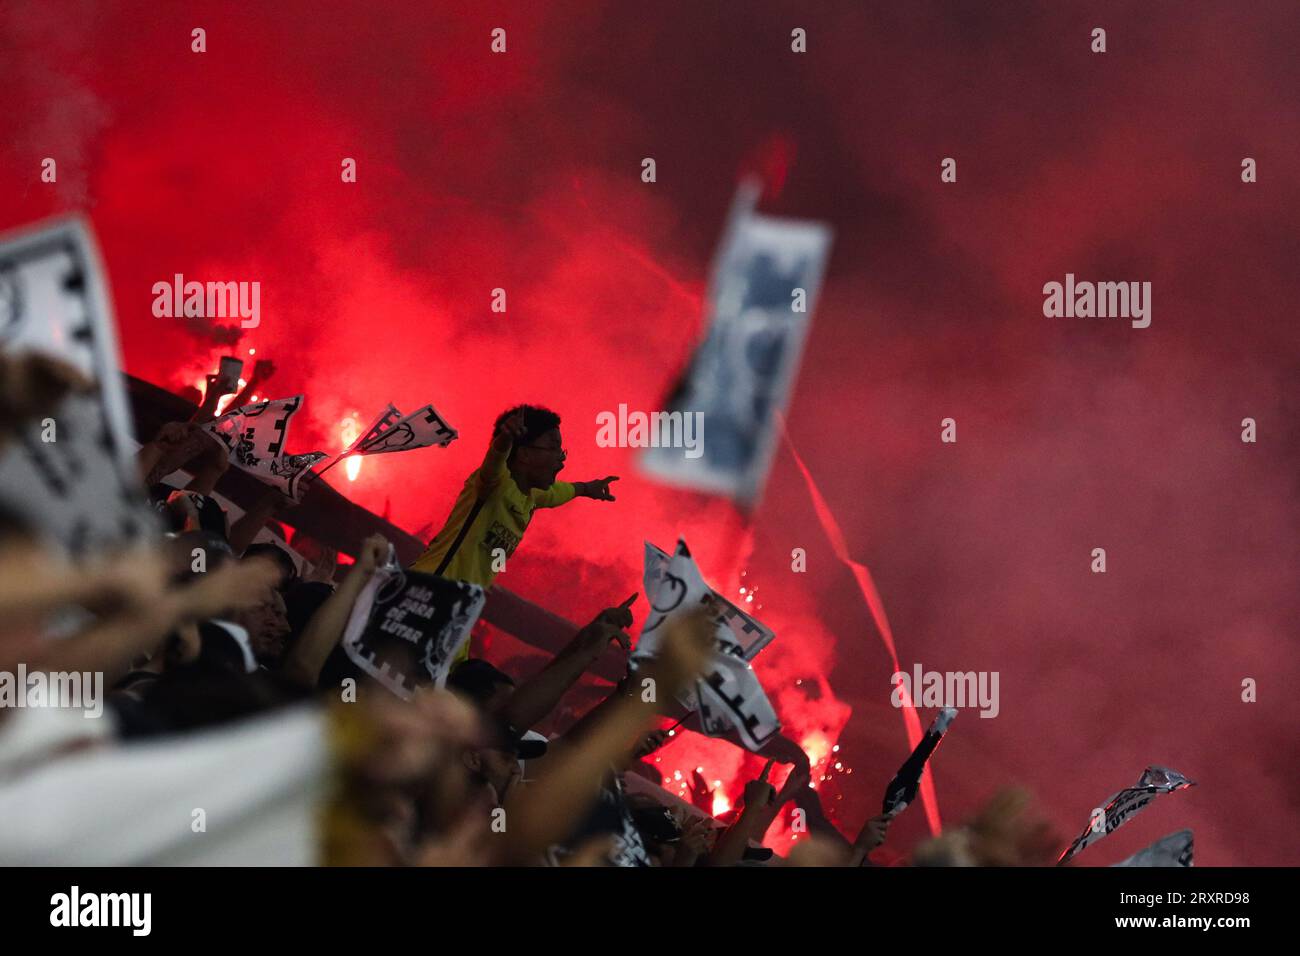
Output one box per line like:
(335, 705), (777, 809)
(351, 402), (457, 457)
(341, 547), (486, 700)
(639, 182), (833, 507)
(882, 708), (957, 816)
(642, 541), (774, 660)
(204, 395), (326, 500)
(1058, 766), (1197, 864)
(633, 538), (780, 751)
(262, 450), (329, 500)
(348, 402), (403, 453)
(1112, 829), (1194, 868)
(0, 704), (327, 865)
(0, 217), (156, 555)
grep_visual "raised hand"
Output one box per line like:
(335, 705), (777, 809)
(688, 769), (713, 812)
(742, 759), (777, 811)
(494, 409), (527, 447)
(355, 534), (391, 577)
(583, 475), (619, 501)
(204, 371), (237, 399)
(578, 593), (637, 653)
(648, 607), (714, 699)
(853, 813), (893, 855)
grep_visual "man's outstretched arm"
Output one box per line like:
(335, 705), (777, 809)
(534, 475), (618, 509)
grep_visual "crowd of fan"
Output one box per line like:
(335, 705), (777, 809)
(0, 352), (1060, 866)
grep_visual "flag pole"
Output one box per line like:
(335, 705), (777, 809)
(314, 452), (348, 479)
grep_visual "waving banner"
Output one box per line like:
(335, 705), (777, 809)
(643, 541), (774, 661)
(640, 182), (833, 506)
(882, 708), (957, 816)
(341, 550), (486, 700)
(353, 403), (402, 450)
(204, 396), (326, 499)
(694, 651), (780, 750)
(1112, 829), (1194, 868)
(634, 538), (780, 751)
(206, 395), (304, 468)
(0, 218), (155, 555)
(1058, 766), (1196, 864)
(353, 403), (456, 456)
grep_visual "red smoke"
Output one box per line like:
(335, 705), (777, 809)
(3, 1), (1298, 863)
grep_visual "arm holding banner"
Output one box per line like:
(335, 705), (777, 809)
(280, 535), (387, 688)
(847, 812), (894, 867)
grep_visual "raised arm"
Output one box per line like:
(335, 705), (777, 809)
(279, 534), (387, 687)
(500, 594), (636, 732)
(226, 358), (276, 411)
(497, 609), (713, 864)
(479, 409), (525, 490)
(708, 760), (778, 867)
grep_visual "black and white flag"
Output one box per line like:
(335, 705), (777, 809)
(881, 707), (957, 817)
(352, 402), (457, 456)
(206, 395), (304, 468)
(643, 540), (774, 660)
(0, 218), (156, 555)
(205, 395), (325, 499)
(262, 450), (329, 500)
(341, 549), (486, 699)
(633, 538), (780, 751)
(1112, 829), (1194, 868)
(640, 182), (833, 506)
(1059, 766), (1196, 864)
(346, 402), (403, 454)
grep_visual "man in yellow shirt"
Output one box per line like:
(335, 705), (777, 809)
(412, 404), (617, 608)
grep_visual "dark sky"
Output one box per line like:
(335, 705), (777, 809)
(2, 0), (1297, 863)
